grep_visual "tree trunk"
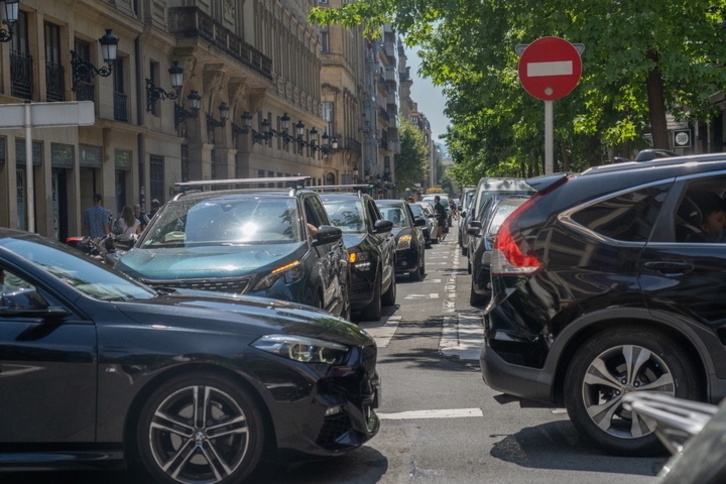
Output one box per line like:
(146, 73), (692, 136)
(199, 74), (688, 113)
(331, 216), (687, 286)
(646, 49), (669, 149)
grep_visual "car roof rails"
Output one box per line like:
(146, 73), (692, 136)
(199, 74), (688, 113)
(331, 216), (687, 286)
(307, 184), (371, 196)
(174, 176), (312, 197)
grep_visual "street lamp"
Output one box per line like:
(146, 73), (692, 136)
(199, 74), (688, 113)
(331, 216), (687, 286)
(174, 90), (201, 127)
(146, 61), (184, 111)
(70, 28), (119, 92)
(206, 102), (230, 129)
(0, 0), (20, 43)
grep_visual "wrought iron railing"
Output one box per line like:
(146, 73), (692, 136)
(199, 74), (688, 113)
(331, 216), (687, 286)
(169, 7), (272, 79)
(10, 50), (33, 100)
(46, 61), (65, 102)
(114, 91), (128, 122)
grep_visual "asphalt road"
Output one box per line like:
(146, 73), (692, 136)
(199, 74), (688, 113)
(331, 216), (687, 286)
(0, 226), (669, 484)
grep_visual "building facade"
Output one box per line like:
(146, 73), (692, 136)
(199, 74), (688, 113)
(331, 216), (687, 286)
(0, 0), (330, 241)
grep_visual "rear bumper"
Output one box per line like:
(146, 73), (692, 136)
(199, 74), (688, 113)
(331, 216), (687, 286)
(479, 341), (555, 406)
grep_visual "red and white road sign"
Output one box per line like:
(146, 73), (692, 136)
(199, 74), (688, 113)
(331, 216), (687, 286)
(517, 37), (582, 101)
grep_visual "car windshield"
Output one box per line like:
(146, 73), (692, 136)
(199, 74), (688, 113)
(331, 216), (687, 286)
(322, 200), (366, 233)
(379, 205), (411, 228)
(487, 199), (528, 236)
(423, 197), (450, 209)
(409, 204), (424, 218)
(0, 236), (155, 302)
(142, 196), (302, 247)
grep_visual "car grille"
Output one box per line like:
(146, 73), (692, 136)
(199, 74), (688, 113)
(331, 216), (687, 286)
(362, 344), (377, 373)
(316, 413), (352, 448)
(141, 276), (253, 294)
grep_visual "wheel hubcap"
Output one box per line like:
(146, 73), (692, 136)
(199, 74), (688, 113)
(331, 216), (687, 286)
(581, 344), (675, 440)
(148, 384), (250, 484)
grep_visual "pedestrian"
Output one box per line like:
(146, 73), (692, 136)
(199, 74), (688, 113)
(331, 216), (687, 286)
(134, 203), (150, 231)
(433, 195), (447, 241)
(115, 205), (142, 240)
(147, 199), (161, 220)
(83, 193), (111, 239)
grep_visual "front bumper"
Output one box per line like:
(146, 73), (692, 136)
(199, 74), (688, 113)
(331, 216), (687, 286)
(349, 267), (376, 310)
(394, 247), (419, 274)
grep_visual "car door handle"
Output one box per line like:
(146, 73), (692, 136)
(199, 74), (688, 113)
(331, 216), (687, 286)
(643, 261), (694, 275)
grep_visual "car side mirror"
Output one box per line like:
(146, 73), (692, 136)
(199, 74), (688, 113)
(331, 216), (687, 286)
(460, 210), (466, 217)
(374, 219), (393, 234)
(414, 218), (426, 227)
(313, 225), (343, 245)
(467, 227), (481, 236)
(469, 220), (482, 229)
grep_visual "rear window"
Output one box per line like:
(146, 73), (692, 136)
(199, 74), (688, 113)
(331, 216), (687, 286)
(569, 184), (670, 242)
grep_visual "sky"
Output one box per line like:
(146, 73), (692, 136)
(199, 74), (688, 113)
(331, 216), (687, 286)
(405, 47), (450, 146)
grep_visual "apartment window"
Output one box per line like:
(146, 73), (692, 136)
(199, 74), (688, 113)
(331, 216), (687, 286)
(10, 10), (33, 100)
(149, 61), (160, 116)
(150, 155), (165, 204)
(322, 102), (334, 138)
(45, 22), (64, 102)
(113, 57), (128, 122)
(320, 27), (329, 53)
(73, 39), (93, 101)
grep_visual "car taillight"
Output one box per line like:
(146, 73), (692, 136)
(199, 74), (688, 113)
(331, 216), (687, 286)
(491, 196), (543, 275)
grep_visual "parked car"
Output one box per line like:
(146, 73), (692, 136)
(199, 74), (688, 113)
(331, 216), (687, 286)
(623, 392), (724, 483)
(318, 191), (397, 322)
(408, 201), (434, 247)
(466, 178), (534, 264)
(376, 199), (427, 280)
(458, 186), (476, 255)
(468, 196), (529, 306)
(416, 201), (439, 245)
(481, 153), (726, 456)
(0, 228), (380, 483)
(115, 177), (351, 319)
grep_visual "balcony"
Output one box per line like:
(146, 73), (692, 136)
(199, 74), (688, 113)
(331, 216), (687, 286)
(46, 62), (65, 102)
(169, 7), (272, 80)
(10, 50), (33, 100)
(378, 107), (390, 122)
(344, 137), (362, 156)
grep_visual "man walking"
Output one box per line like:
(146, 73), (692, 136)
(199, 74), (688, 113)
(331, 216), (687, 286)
(434, 195), (447, 241)
(83, 193), (111, 239)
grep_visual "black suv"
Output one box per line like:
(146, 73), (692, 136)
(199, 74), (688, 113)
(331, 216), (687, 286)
(481, 154), (726, 456)
(318, 190), (396, 322)
(116, 177), (351, 319)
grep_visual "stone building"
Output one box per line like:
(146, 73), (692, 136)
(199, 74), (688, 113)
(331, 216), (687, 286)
(0, 0), (330, 241)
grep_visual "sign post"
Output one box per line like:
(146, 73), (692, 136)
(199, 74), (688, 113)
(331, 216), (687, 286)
(0, 101), (95, 233)
(517, 37), (583, 174)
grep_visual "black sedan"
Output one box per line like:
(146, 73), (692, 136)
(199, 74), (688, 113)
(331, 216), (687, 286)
(0, 229), (380, 484)
(376, 199), (427, 281)
(319, 192), (397, 322)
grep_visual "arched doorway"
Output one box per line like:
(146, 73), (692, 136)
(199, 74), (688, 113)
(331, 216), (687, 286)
(326, 172), (336, 185)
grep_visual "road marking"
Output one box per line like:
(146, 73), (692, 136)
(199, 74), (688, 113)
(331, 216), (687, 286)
(359, 315), (400, 348)
(377, 408), (484, 420)
(404, 293), (439, 299)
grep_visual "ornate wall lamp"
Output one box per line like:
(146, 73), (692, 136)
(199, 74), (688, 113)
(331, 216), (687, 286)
(70, 29), (119, 92)
(174, 90), (202, 127)
(0, 0), (20, 43)
(318, 131), (339, 155)
(206, 102), (230, 130)
(146, 61), (184, 111)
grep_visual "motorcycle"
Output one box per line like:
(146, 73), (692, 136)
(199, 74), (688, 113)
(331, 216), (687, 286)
(65, 234), (135, 267)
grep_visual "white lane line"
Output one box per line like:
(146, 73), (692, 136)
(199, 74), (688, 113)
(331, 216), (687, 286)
(378, 408), (484, 420)
(404, 293), (439, 299)
(359, 315), (400, 348)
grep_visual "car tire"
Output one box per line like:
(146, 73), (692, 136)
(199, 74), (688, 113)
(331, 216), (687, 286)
(136, 372), (265, 484)
(564, 329), (701, 456)
(382, 271), (397, 306)
(360, 275), (383, 321)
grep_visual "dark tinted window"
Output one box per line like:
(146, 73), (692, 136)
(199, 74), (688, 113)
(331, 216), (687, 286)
(570, 184), (670, 242)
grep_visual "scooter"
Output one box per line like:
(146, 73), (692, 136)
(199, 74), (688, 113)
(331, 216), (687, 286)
(66, 234), (134, 267)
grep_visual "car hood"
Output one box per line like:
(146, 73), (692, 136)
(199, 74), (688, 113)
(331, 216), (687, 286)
(342, 233), (368, 250)
(116, 242), (306, 280)
(117, 289), (373, 346)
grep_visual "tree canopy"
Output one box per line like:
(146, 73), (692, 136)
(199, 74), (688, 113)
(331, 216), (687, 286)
(394, 119), (429, 192)
(310, 0), (726, 182)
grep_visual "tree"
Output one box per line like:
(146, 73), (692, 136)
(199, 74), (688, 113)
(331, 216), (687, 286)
(395, 119), (429, 192)
(310, 0), (726, 182)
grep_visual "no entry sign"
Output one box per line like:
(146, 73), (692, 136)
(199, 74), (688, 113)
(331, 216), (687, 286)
(517, 37), (582, 101)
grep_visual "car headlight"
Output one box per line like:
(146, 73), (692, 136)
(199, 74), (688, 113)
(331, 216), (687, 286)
(348, 250), (372, 270)
(251, 334), (349, 364)
(397, 234), (412, 249)
(252, 260), (304, 291)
